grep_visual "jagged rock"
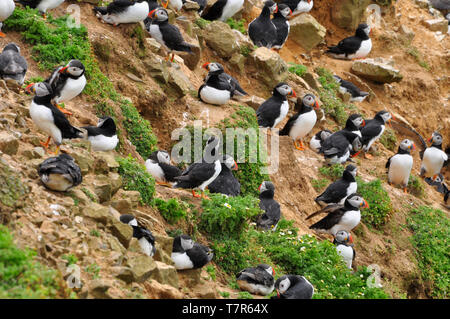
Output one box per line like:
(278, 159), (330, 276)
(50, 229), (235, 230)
(289, 14), (326, 51)
(88, 279), (112, 299)
(68, 189), (90, 206)
(229, 53), (246, 74)
(110, 189), (141, 213)
(145, 38), (162, 54)
(415, 0), (430, 8)
(193, 283), (218, 299)
(108, 206), (121, 221)
(182, 42), (201, 70)
(250, 47), (289, 87)
(81, 203), (112, 224)
(184, 0), (201, 10)
(301, 72), (320, 92)
(153, 234), (174, 256)
(331, 0), (371, 30)
(107, 235), (126, 253)
(0, 131), (19, 155)
(127, 237), (143, 254)
(108, 219), (133, 248)
(203, 21), (240, 58)
(422, 19), (449, 33)
(168, 66), (194, 97)
(399, 25), (415, 43)
(108, 172), (122, 196)
(0, 160), (28, 217)
(351, 58), (403, 83)
(150, 261), (179, 288)
(144, 279), (184, 299)
(240, 95), (266, 110)
(71, 149), (94, 175)
(114, 266), (135, 283)
(288, 73), (312, 92)
(93, 152), (119, 173)
(143, 55), (170, 83)
(126, 72), (144, 83)
(178, 268), (202, 288)
(126, 254), (157, 282)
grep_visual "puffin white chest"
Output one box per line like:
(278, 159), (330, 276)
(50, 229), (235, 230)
(389, 154), (413, 185)
(273, 100), (289, 128)
(148, 24), (167, 48)
(351, 38), (372, 59)
(422, 147), (447, 176)
(29, 101), (62, 143)
(330, 210), (360, 235)
(171, 252), (194, 270)
(200, 85), (231, 105)
(295, 0), (313, 14)
(237, 280), (274, 296)
(37, 0), (65, 12)
(336, 245), (354, 269)
(198, 160), (222, 190)
(220, 0), (245, 21)
(138, 237), (155, 257)
(145, 160), (165, 182)
(114, 1), (149, 23)
(289, 110), (317, 140)
(339, 182), (357, 205)
(55, 76), (86, 103)
(0, 0), (15, 21)
(88, 134), (118, 152)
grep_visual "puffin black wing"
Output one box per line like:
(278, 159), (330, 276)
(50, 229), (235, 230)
(280, 0), (300, 11)
(385, 155), (393, 170)
(315, 180), (351, 204)
(158, 162), (182, 182)
(220, 73), (247, 95)
(360, 123), (382, 145)
(201, 0), (227, 21)
(174, 162), (217, 188)
(308, 208), (346, 231)
(256, 97), (281, 127)
(95, 0), (135, 15)
(17, 0), (40, 8)
(258, 199), (281, 228)
(50, 106), (84, 139)
(327, 36), (362, 55)
(160, 23), (192, 53)
(279, 113), (299, 136)
(188, 243), (213, 268)
(208, 167), (241, 196)
(38, 155), (83, 188)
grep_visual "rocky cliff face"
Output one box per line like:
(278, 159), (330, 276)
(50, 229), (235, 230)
(0, 0), (448, 299)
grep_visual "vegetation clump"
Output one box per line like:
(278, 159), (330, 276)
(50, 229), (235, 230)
(356, 178), (392, 228)
(152, 198), (188, 224)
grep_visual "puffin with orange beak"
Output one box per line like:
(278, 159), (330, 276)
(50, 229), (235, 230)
(248, 0), (278, 48)
(93, 0), (152, 26)
(306, 193), (369, 236)
(326, 23), (372, 60)
(386, 139), (415, 193)
(273, 275), (314, 299)
(0, 0), (15, 38)
(271, 3), (292, 51)
(333, 75), (369, 102)
(279, 93), (319, 151)
(360, 110), (393, 159)
(208, 154), (241, 197)
(236, 264), (275, 296)
(420, 131), (448, 181)
(257, 82), (296, 133)
(333, 230), (355, 269)
(145, 8), (193, 62)
(281, 0), (313, 17)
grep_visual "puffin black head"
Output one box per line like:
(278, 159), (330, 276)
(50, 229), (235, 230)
(258, 180), (275, 195)
(3, 43), (20, 53)
(346, 114), (365, 130)
(344, 164), (358, 178)
(257, 264), (275, 276)
(335, 230), (353, 245)
(275, 275), (297, 296)
(345, 193), (369, 210)
(428, 131), (443, 147)
(59, 60), (85, 77)
(173, 234), (195, 252)
(150, 150), (171, 165)
(355, 23), (371, 39)
(202, 62), (224, 74)
(27, 82), (53, 97)
(299, 93), (319, 111)
(333, 75), (342, 83)
(319, 130), (332, 141)
(223, 154), (238, 170)
(120, 214), (138, 226)
(276, 4), (292, 18)
(97, 116), (116, 134)
(264, 0), (278, 14)
(273, 82), (296, 99)
(398, 139), (415, 153)
(149, 8), (169, 21)
(374, 110), (392, 124)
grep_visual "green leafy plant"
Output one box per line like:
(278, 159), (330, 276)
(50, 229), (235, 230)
(152, 198), (188, 224)
(356, 178), (392, 228)
(319, 164), (345, 181)
(407, 206), (449, 298)
(206, 265), (216, 281)
(195, 18), (211, 29)
(226, 18), (247, 34)
(407, 175), (424, 197)
(117, 155), (155, 205)
(81, 187), (97, 203)
(85, 263), (101, 279)
(238, 291), (253, 299)
(62, 254), (78, 266)
(407, 46), (430, 71)
(219, 291), (230, 298)
(288, 62), (307, 77)
(379, 128), (397, 151)
(90, 229), (101, 237)
(311, 178), (330, 192)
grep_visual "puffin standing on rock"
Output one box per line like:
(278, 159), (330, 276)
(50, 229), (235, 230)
(236, 264), (275, 296)
(171, 234), (214, 270)
(333, 75), (369, 103)
(27, 82), (84, 155)
(201, 0), (244, 22)
(257, 181), (281, 231)
(82, 116), (119, 152)
(359, 110), (392, 159)
(279, 93), (319, 151)
(93, 0), (151, 25)
(173, 136), (222, 199)
(208, 154), (240, 197)
(0, 43), (28, 85)
(199, 62), (246, 105)
(248, 0), (278, 49)
(271, 4), (292, 51)
(273, 275), (314, 299)
(386, 139), (415, 193)
(281, 0), (313, 16)
(307, 193), (369, 236)
(420, 131), (448, 180)
(120, 214), (157, 257)
(326, 23), (372, 60)
(333, 230), (355, 269)
(145, 150), (182, 186)
(315, 164), (358, 206)
(0, 0), (14, 37)
(17, 0), (65, 19)
(256, 83), (296, 133)
(146, 8), (193, 62)
(310, 130), (332, 153)
(38, 153), (82, 192)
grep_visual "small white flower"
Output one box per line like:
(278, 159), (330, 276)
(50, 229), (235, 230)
(224, 203), (232, 209)
(287, 230), (292, 235)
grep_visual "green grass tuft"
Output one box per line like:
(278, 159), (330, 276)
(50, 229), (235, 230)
(356, 178), (392, 228)
(152, 198), (188, 224)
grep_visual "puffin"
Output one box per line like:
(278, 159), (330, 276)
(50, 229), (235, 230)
(120, 214), (156, 257)
(333, 75), (369, 102)
(315, 164), (358, 207)
(271, 4), (292, 51)
(333, 230), (355, 269)
(94, 0), (151, 25)
(309, 130), (332, 153)
(320, 130), (362, 165)
(256, 181), (281, 230)
(81, 116), (119, 152)
(256, 82), (296, 132)
(386, 139), (415, 193)
(17, 0), (64, 19)
(0, 0), (14, 37)
(281, 0), (313, 16)
(199, 62), (246, 105)
(145, 150), (182, 186)
(359, 110), (392, 159)
(306, 193), (369, 236)
(343, 113), (365, 156)
(248, 0), (278, 49)
(146, 8), (193, 62)
(236, 264), (275, 296)
(26, 82), (84, 154)
(0, 43), (27, 85)
(43, 59), (87, 116)
(273, 275), (314, 299)
(38, 153), (82, 192)
(279, 93), (319, 151)
(420, 131), (448, 180)
(173, 136), (222, 199)
(171, 234), (214, 270)
(425, 173), (449, 195)
(326, 23), (372, 60)
(201, 0), (244, 22)
(208, 154), (240, 197)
